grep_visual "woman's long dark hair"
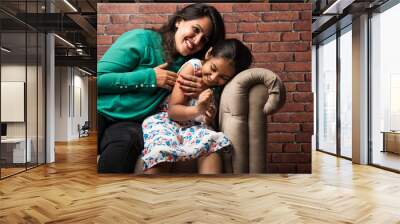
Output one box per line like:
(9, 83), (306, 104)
(156, 3), (225, 63)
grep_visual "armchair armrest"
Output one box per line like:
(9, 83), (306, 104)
(219, 68), (285, 173)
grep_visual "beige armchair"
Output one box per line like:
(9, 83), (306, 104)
(134, 68), (286, 174)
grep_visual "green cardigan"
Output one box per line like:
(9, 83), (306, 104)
(97, 29), (186, 121)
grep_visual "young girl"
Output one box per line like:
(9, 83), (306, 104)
(141, 39), (253, 174)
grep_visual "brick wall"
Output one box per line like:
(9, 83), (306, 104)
(97, 3), (312, 173)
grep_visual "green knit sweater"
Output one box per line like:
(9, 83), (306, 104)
(97, 29), (186, 121)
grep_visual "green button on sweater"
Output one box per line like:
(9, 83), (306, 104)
(97, 29), (186, 121)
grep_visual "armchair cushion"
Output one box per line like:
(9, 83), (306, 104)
(219, 68), (285, 173)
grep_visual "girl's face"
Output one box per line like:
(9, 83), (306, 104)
(174, 16), (212, 56)
(201, 57), (235, 87)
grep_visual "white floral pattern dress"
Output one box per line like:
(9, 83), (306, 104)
(141, 59), (231, 170)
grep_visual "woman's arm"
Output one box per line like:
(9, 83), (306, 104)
(168, 63), (208, 121)
(97, 30), (174, 94)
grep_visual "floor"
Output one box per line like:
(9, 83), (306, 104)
(0, 135), (399, 223)
(372, 150), (400, 171)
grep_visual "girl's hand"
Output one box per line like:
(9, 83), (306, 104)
(154, 63), (177, 91)
(197, 89), (213, 114)
(177, 73), (207, 97)
(204, 102), (217, 126)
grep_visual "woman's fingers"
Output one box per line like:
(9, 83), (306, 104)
(156, 62), (169, 69)
(179, 73), (202, 88)
(179, 85), (200, 93)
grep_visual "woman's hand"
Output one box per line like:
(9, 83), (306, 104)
(154, 63), (177, 91)
(177, 73), (207, 97)
(197, 89), (213, 114)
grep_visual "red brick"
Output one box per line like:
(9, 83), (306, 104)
(267, 143), (283, 153)
(254, 63), (285, 73)
(98, 4), (139, 14)
(268, 133), (295, 143)
(268, 123), (300, 133)
(225, 23), (237, 34)
(97, 36), (112, 45)
(97, 25), (105, 35)
(244, 33), (280, 42)
(272, 153), (310, 163)
(276, 52), (294, 62)
(301, 143), (312, 153)
(253, 53), (276, 63)
(233, 3), (270, 12)
(300, 11), (312, 20)
(97, 45), (110, 57)
(143, 24), (162, 30)
(97, 15), (110, 24)
(284, 83), (296, 92)
(290, 4), (312, 10)
(258, 23), (292, 32)
(105, 24), (144, 35)
(297, 83), (311, 92)
(295, 52), (311, 62)
(208, 4), (233, 13)
(272, 113), (290, 122)
(226, 33), (243, 41)
(271, 3), (290, 11)
(252, 43), (270, 52)
(300, 32), (312, 41)
(262, 12), (299, 21)
(305, 73), (312, 81)
(224, 13), (261, 22)
(285, 62), (311, 72)
(295, 133), (312, 143)
(267, 153), (272, 162)
(294, 22), (311, 31)
(301, 123), (313, 132)
(290, 113), (313, 122)
(293, 92), (313, 102)
(281, 32), (300, 41)
(280, 73), (305, 82)
(284, 143), (302, 153)
(130, 15), (168, 24)
(305, 103), (314, 112)
(285, 92), (293, 103)
(267, 164), (297, 173)
(139, 4), (177, 14)
(297, 163), (311, 173)
(271, 42), (309, 52)
(112, 36), (120, 42)
(280, 103), (305, 112)
(238, 23), (257, 33)
(110, 15), (129, 24)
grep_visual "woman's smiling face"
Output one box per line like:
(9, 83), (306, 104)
(174, 16), (213, 56)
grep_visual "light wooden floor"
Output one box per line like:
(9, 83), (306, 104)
(1, 135), (400, 223)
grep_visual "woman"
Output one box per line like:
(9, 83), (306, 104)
(97, 3), (225, 173)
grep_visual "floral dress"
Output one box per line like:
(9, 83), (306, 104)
(141, 59), (231, 170)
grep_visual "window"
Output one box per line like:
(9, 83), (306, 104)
(370, 2), (400, 171)
(339, 26), (352, 158)
(317, 35), (337, 154)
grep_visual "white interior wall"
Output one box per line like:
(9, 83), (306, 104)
(54, 67), (89, 141)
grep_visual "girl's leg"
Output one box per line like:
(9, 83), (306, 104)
(143, 162), (172, 174)
(198, 152), (222, 174)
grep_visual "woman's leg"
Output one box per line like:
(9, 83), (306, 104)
(98, 121), (143, 173)
(143, 163), (172, 174)
(198, 152), (222, 174)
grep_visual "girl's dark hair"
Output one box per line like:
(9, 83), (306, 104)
(156, 3), (225, 63)
(209, 39), (253, 74)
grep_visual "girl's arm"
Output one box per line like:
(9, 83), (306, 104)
(168, 63), (209, 121)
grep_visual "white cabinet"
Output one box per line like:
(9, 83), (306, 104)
(1, 138), (32, 163)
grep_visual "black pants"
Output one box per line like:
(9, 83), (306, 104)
(97, 113), (143, 173)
